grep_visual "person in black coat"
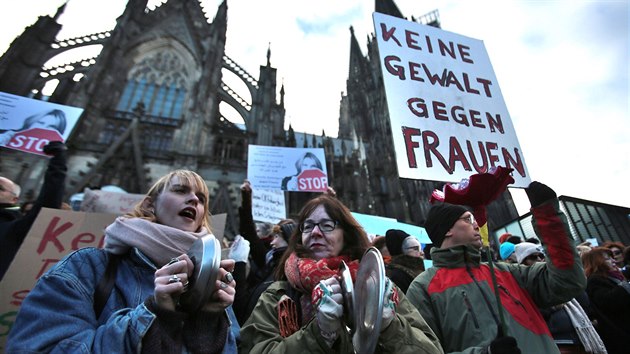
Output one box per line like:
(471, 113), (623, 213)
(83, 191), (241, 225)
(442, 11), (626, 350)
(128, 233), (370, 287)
(582, 247), (630, 354)
(384, 229), (425, 293)
(0, 141), (67, 280)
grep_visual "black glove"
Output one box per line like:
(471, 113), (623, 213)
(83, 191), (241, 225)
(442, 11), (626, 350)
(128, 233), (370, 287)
(43, 141), (67, 157)
(487, 336), (521, 354)
(525, 181), (556, 208)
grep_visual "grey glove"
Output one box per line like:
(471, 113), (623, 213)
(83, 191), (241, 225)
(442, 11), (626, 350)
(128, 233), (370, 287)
(314, 278), (343, 347)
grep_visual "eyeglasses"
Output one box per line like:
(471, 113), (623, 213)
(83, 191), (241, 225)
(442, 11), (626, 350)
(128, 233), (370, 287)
(300, 219), (337, 233)
(612, 249), (622, 256)
(459, 214), (476, 225)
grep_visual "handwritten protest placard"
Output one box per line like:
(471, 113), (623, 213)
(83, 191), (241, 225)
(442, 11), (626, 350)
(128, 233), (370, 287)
(80, 188), (145, 214)
(247, 145), (328, 192)
(0, 91), (83, 156)
(373, 13), (530, 187)
(0, 208), (116, 349)
(252, 189), (286, 223)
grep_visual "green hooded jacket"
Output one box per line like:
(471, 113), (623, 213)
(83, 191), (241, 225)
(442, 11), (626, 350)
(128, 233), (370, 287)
(407, 199), (586, 354)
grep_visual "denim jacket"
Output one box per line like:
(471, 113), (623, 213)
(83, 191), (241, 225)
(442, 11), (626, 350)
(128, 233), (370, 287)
(7, 247), (239, 353)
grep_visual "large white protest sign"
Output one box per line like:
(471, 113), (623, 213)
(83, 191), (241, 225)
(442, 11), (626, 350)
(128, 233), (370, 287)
(0, 92), (83, 156)
(251, 189), (286, 224)
(247, 145), (328, 192)
(373, 13), (530, 187)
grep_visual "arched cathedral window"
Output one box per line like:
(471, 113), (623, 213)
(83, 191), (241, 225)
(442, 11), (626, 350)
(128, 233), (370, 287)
(116, 51), (190, 119)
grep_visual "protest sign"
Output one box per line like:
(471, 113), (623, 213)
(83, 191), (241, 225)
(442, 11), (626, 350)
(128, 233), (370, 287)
(251, 189), (286, 224)
(373, 13), (530, 187)
(247, 145), (328, 192)
(0, 208), (116, 349)
(80, 188), (145, 214)
(0, 209), (227, 349)
(0, 91), (83, 156)
(351, 212), (431, 244)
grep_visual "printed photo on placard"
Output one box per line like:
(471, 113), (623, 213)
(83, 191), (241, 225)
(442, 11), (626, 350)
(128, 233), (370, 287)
(0, 91), (83, 156)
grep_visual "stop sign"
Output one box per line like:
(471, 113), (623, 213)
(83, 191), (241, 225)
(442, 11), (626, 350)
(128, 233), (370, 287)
(6, 128), (64, 155)
(297, 168), (328, 192)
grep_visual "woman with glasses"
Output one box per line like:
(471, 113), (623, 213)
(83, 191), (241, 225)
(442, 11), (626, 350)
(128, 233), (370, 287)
(600, 241), (626, 270)
(582, 247), (630, 353)
(239, 195), (443, 353)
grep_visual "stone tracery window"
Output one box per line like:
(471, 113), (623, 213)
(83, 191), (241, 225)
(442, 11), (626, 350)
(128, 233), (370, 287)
(116, 50), (189, 119)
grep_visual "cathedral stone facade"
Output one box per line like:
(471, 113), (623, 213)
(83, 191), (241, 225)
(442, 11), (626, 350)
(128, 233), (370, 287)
(0, 0), (518, 239)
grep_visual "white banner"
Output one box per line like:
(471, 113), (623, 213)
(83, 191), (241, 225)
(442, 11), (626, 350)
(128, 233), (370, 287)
(373, 13), (530, 187)
(247, 145), (329, 192)
(251, 189), (286, 224)
(0, 92), (83, 156)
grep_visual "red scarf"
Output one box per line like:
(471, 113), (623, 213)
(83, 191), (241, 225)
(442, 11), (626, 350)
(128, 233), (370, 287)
(285, 252), (359, 294)
(278, 252), (360, 337)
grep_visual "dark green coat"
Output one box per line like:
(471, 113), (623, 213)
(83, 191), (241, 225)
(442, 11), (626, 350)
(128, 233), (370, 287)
(240, 280), (444, 353)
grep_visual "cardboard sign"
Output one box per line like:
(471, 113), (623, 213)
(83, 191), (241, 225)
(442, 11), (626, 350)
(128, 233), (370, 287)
(251, 189), (286, 224)
(373, 13), (530, 187)
(0, 91), (83, 156)
(80, 188), (145, 214)
(0, 208), (116, 349)
(247, 145), (328, 192)
(0, 209), (228, 349)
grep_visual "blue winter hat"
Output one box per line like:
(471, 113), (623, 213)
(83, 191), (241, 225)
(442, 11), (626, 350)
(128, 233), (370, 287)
(500, 242), (516, 260)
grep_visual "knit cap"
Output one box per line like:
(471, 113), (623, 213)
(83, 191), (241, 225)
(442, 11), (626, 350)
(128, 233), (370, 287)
(385, 229), (409, 256)
(514, 242), (544, 264)
(500, 242), (516, 260)
(424, 203), (469, 247)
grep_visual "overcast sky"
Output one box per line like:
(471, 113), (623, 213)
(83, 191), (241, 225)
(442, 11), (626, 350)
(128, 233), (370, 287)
(1, 0), (628, 215)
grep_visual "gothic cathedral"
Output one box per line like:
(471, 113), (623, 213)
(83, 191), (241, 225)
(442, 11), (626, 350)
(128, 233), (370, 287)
(0, 0), (519, 238)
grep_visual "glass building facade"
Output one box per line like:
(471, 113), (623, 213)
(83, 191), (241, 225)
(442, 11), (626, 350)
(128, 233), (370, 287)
(493, 196), (630, 246)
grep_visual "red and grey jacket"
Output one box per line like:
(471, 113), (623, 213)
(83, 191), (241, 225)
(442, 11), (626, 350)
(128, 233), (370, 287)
(407, 199), (586, 354)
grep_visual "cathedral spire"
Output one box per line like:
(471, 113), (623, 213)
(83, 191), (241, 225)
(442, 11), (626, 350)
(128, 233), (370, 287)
(375, 0), (405, 19)
(266, 42), (271, 67)
(280, 79), (285, 107)
(348, 26), (367, 80)
(54, 1), (68, 21)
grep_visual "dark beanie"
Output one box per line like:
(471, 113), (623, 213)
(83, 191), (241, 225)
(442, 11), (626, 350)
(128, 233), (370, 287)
(385, 229), (409, 256)
(424, 203), (468, 247)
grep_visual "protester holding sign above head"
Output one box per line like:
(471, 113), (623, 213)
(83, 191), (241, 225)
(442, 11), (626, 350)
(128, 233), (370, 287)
(7, 170), (239, 353)
(0, 141), (67, 281)
(281, 152), (323, 191)
(233, 218), (297, 326)
(407, 181), (587, 354)
(239, 195), (443, 353)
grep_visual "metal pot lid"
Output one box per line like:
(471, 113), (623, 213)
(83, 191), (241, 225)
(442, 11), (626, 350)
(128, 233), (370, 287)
(339, 260), (355, 332)
(353, 247), (385, 354)
(178, 234), (221, 313)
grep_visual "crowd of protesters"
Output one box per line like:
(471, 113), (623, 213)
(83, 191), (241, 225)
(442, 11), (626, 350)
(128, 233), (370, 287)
(1, 163), (629, 353)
